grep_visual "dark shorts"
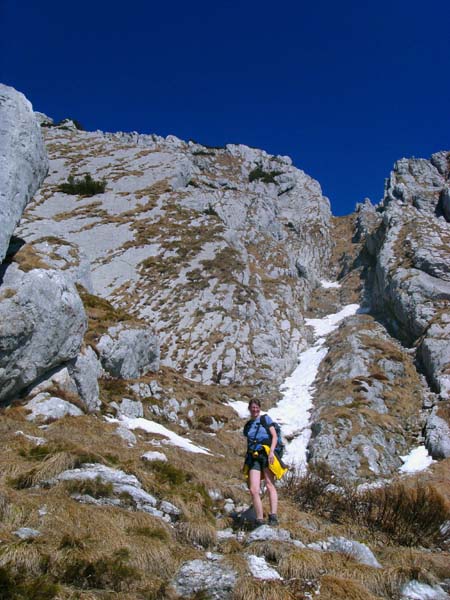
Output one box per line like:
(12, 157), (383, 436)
(246, 452), (268, 472)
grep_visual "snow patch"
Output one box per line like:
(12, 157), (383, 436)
(399, 446), (435, 474)
(226, 399), (250, 419)
(305, 304), (360, 338)
(107, 416), (212, 455)
(320, 279), (341, 289)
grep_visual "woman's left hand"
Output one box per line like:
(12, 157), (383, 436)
(268, 451), (275, 465)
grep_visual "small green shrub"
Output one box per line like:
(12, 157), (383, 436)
(56, 118), (84, 130)
(63, 548), (139, 591)
(248, 165), (282, 184)
(127, 526), (169, 541)
(63, 476), (114, 499)
(58, 174), (106, 197)
(203, 205), (219, 217)
(192, 150), (214, 156)
(0, 568), (59, 600)
(150, 461), (189, 486)
(18, 445), (55, 461)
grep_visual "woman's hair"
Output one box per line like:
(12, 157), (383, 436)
(248, 398), (262, 409)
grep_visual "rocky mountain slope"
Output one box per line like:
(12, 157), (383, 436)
(0, 83), (449, 600)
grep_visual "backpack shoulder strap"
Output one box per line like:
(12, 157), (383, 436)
(243, 420), (252, 436)
(260, 414), (271, 432)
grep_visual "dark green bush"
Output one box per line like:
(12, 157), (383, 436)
(0, 568), (59, 600)
(63, 549), (139, 591)
(58, 174), (106, 196)
(248, 165), (282, 184)
(150, 461), (189, 486)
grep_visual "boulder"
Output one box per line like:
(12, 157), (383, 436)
(29, 237), (94, 292)
(141, 451), (167, 462)
(0, 264), (87, 402)
(26, 393), (83, 422)
(68, 346), (102, 412)
(96, 323), (159, 379)
(424, 406), (450, 459)
(401, 580), (450, 599)
(13, 528), (41, 540)
(308, 536), (381, 568)
(246, 554), (282, 580)
(246, 525), (292, 544)
(0, 84), (48, 262)
(173, 558), (237, 600)
(111, 397), (144, 418)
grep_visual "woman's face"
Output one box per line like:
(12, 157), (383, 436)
(249, 402), (261, 419)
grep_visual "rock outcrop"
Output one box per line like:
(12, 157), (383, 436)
(308, 314), (425, 480)
(366, 153), (450, 399)
(0, 84), (48, 262)
(0, 263), (87, 403)
(97, 323), (159, 379)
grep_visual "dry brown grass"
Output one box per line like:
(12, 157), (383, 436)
(232, 577), (295, 600)
(319, 575), (380, 600)
(284, 464), (450, 548)
(177, 521), (217, 549)
(9, 243), (51, 272)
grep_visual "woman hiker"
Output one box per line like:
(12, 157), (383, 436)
(243, 399), (279, 527)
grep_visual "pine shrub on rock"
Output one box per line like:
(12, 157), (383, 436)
(58, 173), (106, 197)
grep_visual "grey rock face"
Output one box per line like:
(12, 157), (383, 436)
(368, 153), (450, 398)
(308, 536), (381, 568)
(29, 237), (94, 292)
(418, 315), (450, 400)
(173, 558), (237, 600)
(246, 525), (292, 544)
(111, 397), (144, 418)
(26, 393), (83, 422)
(307, 314), (425, 481)
(425, 405), (450, 459)
(401, 580), (450, 600)
(68, 346), (101, 412)
(0, 264), (87, 402)
(96, 323), (159, 379)
(17, 125), (332, 388)
(0, 84), (48, 262)
(13, 527), (41, 540)
(34, 112), (53, 126)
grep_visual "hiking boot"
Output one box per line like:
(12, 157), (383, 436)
(268, 514), (279, 526)
(254, 519), (265, 528)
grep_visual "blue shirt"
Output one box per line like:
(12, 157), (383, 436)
(244, 415), (274, 449)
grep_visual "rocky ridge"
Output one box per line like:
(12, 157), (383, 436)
(0, 84), (449, 600)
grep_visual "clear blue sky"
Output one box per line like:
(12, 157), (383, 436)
(2, 0), (449, 215)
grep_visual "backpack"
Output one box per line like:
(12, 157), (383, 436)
(244, 414), (285, 458)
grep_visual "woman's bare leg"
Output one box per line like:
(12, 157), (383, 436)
(263, 468), (278, 515)
(248, 469), (264, 520)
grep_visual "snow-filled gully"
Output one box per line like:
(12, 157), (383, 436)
(229, 303), (360, 471)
